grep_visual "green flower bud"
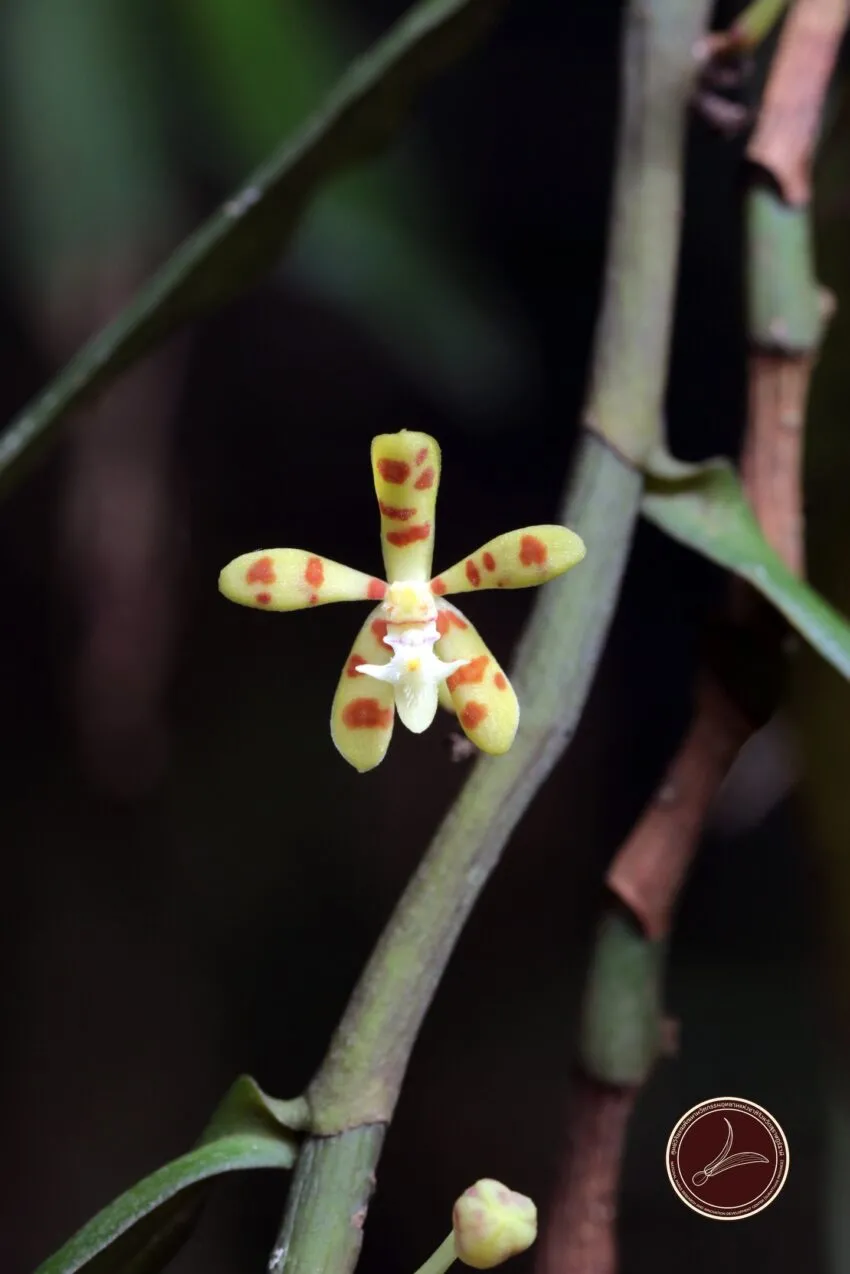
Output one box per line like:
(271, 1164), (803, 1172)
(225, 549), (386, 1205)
(452, 1179), (537, 1269)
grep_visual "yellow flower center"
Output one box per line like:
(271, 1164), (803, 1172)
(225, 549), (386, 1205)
(383, 579), (437, 625)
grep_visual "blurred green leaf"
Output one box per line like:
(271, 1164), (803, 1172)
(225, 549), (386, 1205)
(176, 0), (533, 416)
(34, 1076), (305, 1274)
(0, 0), (507, 493)
(643, 455), (850, 680)
(175, 0), (344, 168)
(3, 0), (175, 288)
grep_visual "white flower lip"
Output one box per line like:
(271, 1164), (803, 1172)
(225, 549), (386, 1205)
(357, 619), (468, 733)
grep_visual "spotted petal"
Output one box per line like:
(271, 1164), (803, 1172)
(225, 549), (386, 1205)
(434, 600), (519, 754)
(431, 525), (585, 597)
(371, 431), (441, 583)
(219, 549), (386, 612)
(331, 606), (395, 772)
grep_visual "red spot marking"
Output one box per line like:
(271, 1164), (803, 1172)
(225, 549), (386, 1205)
(436, 609), (469, 637)
(305, 555), (324, 588)
(386, 523), (430, 547)
(431, 577), (447, 595)
(415, 447), (428, 466)
(347, 654), (366, 678)
(246, 555), (276, 585)
(371, 618), (389, 644)
(256, 592), (272, 605)
(460, 702), (488, 731)
(379, 501), (417, 521)
(377, 458), (410, 484)
(367, 578), (386, 600)
(494, 672), (508, 690)
(414, 466), (435, 490)
(465, 559), (481, 587)
(342, 698), (392, 729)
(519, 534), (548, 566)
(483, 552), (496, 572)
(309, 593), (319, 605)
(447, 655), (489, 692)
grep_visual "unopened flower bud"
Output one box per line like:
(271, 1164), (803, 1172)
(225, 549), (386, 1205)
(452, 1179), (537, 1269)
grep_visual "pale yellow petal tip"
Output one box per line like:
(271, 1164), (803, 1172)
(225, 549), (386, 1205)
(533, 525), (586, 576)
(330, 699), (394, 773)
(561, 527), (587, 569)
(453, 1180), (537, 1269)
(219, 553), (273, 608)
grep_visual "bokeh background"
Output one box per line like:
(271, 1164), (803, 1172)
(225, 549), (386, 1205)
(1, 0), (845, 1271)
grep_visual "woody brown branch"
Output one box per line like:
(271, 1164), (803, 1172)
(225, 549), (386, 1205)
(537, 6), (844, 1272)
(748, 0), (850, 205)
(539, 1079), (636, 1274)
(605, 676), (753, 940)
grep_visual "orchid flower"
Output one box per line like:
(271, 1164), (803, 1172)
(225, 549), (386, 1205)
(219, 431), (585, 772)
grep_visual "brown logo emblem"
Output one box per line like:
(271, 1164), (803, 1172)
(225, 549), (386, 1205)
(666, 1097), (789, 1219)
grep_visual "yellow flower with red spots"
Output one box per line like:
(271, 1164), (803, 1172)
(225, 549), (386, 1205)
(219, 431), (585, 771)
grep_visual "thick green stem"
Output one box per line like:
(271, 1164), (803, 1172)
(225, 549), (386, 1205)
(270, 2), (708, 1272)
(270, 431), (640, 1274)
(578, 911), (667, 1087)
(747, 185), (823, 351)
(268, 1126), (385, 1274)
(584, 0), (710, 465)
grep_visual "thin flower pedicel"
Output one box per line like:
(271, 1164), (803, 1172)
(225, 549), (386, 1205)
(219, 431), (585, 771)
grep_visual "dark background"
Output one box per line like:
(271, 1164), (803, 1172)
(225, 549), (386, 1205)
(0, 1), (828, 1272)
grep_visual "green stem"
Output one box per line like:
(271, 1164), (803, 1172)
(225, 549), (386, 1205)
(578, 910), (667, 1087)
(747, 184), (823, 351)
(412, 1233), (457, 1274)
(269, 439), (640, 1274)
(268, 1126), (385, 1274)
(269, 3), (708, 1271)
(734, 0), (789, 48)
(584, 0), (710, 466)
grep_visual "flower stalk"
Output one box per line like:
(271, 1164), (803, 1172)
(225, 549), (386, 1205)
(269, 1), (709, 1272)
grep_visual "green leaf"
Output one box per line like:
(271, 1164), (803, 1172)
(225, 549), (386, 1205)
(34, 1076), (306, 1274)
(3, 0), (175, 285)
(175, 0), (533, 417)
(0, 0), (506, 495)
(642, 455), (850, 680)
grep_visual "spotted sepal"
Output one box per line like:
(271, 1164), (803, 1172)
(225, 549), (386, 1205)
(330, 605), (395, 772)
(434, 599), (519, 754)
(430, 525), (585, 597)
(219, 549), (387, 611)
(371, 431), (441, 583)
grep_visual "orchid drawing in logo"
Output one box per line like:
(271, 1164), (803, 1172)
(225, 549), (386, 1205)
(691, 1117), (769, 1187)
